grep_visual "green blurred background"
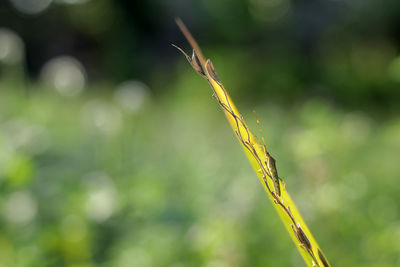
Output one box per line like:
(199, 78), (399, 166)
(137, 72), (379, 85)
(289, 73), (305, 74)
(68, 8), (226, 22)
(1, 0), (400, 266)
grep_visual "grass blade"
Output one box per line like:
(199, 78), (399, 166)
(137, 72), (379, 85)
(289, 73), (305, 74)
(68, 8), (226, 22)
(174, 18), (331, 267)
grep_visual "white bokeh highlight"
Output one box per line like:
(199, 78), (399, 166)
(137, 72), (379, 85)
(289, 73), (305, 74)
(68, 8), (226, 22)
(4, 191), (37, 225)
(1, 119), (50, 154)
(0, 28), (24, 65)
(40, 56), (87, 97)
(10, 0), (53, 15)
(81, 100), (123, 135)
(55, 0), (89, 4)
(84, 172), (119, 222)
(114, 80), (150, 114)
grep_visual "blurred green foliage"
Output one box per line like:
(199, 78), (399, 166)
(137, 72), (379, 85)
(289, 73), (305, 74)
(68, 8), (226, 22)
(1, 0), (400, 266)
(1, 76), (400, 266)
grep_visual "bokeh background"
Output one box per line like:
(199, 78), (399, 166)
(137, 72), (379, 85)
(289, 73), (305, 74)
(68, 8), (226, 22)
(1, 0), (400, 266)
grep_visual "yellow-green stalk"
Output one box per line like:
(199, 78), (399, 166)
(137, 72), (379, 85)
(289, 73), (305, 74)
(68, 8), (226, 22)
(174, 19), (330, 267)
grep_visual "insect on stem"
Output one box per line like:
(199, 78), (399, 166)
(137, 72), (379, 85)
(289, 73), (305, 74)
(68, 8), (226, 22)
(253, 111), (282, 197)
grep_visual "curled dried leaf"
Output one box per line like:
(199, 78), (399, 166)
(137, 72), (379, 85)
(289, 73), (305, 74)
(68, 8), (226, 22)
(205, 59), (221, 84)
(191, 50), (205, 76)
(172, 44), (191, 62)
(172, 44), (206, 77)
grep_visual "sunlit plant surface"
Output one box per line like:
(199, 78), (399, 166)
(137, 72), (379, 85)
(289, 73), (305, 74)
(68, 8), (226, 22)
(174, 19), (329, 267)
